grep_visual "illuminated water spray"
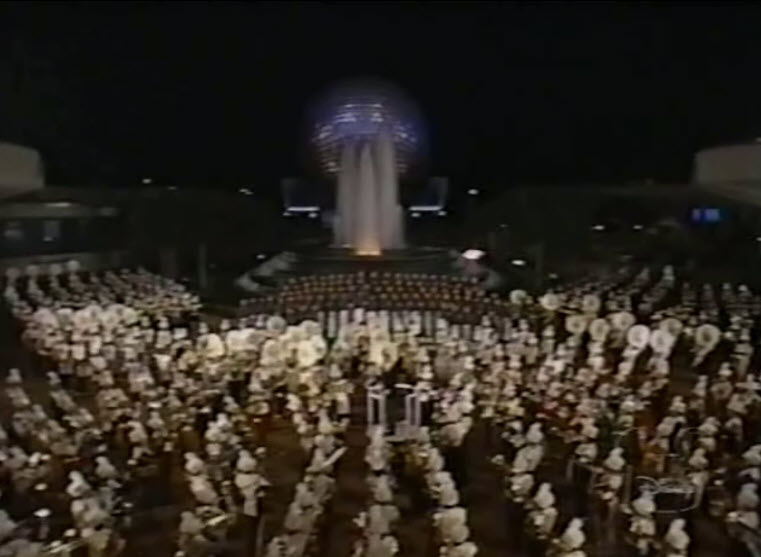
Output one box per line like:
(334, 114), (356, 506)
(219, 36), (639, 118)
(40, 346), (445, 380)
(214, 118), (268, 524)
(310, 79), (423, 253)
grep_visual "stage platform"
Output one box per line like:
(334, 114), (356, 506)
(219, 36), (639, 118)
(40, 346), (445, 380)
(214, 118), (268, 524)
(219, 246), (504, 307)
(290, 246), (458, 275)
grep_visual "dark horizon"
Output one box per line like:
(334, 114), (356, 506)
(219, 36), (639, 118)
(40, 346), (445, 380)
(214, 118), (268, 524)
(2, 3), (760, 195)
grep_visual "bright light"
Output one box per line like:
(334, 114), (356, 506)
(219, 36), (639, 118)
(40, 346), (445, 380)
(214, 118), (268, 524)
(511, 259), (527, 267)
(309, 212), (318, 219)
(285, 206), (320, 213)
(756, 236), (761, 243)
(548, 273), (559, 280)
(142, 178), (153, 185)
(239, 187), (253, 195)
(592, 224), (605, 231)
(437, 210), (447, 217)
(462, 249), (485, 261)
(46, 202), (72, 208)
(283, 211), (291, 217)
(409, 205), (443, 212)
(467, 188), (479, 196)
(256, 254), (267, 260)
(411, 212), (421, 218)
(633, 224), (643, 231)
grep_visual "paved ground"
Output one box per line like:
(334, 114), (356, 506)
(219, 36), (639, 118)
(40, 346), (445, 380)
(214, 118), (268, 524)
(316, 386), (370, 557)
(0, 302), (753, 557)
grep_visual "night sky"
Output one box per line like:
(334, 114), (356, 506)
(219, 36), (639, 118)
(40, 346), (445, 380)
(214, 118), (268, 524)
(2, 3), (761, 196)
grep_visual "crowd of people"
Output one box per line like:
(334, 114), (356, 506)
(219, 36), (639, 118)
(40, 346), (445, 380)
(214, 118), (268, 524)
(239, 273), (505, 324)
(0, 259), (759, 557)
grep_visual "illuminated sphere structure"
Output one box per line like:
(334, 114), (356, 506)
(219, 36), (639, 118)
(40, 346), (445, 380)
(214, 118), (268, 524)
(310, 79), (422, 176)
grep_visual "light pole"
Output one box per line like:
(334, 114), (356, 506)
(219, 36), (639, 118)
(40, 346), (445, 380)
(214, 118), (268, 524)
(466, 188), (480, 243)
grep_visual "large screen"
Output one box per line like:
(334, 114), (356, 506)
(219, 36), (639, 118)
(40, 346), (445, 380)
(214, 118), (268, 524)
(281, 177), (325, 212)
(408, 177), (449, 211)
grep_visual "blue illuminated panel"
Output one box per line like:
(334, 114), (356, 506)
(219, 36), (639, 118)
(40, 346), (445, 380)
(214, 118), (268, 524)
(690, 208), (722, 223)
